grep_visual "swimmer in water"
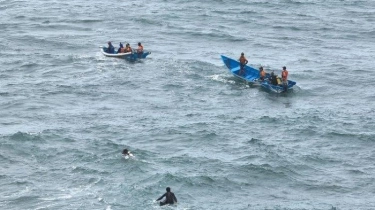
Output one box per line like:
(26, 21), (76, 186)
(156, 187), (177, 206)
(122, 149), (133, 157)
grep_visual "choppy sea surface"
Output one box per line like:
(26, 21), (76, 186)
(1, 0), (375, 209)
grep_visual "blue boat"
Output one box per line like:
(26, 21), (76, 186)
(101, 47), (151, 61)
(220, 55), (296, 93)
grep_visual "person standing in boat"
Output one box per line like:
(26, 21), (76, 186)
(137, 42), (143, 58)
(281, 66), (289, 90)
(238, 52), (248, 76)
(137, 42), (143, 53)
(106, 41), (115, 54)
(156, 187), (177, 206)
(259, 66), (266, 81)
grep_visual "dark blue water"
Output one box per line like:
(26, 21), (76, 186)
(1, 0), (375, 209)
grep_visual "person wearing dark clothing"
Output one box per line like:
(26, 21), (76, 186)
(117, 43), (125, 53)
(106, 41), (115, 54)
(156, 187), (177, 206)
(122, 149), (130, 156)
(122, 148), (134, 158)
(270, 71), (278, 85)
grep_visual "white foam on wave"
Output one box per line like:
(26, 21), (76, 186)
(208, 74), (236, 84)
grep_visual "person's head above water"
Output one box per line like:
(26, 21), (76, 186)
(283, 66), (286, 70)
(166, 187), (171, 192)
(120, 42), (123, 48)
(122, 149), (129, 155)
(138, 42), (142, 46)
(241, 52), (244, 56)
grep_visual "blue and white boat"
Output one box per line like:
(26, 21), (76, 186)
(220, 55), (296, 93)
(101, 47), (151, 61)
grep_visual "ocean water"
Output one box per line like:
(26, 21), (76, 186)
(1, 0), (375, 209)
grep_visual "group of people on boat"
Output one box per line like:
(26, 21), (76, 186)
(262, 66), (289, 88)
(105, 41), (144, 55)
(239, 53), (289, 87)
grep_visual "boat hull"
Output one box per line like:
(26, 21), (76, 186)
(101, 47), (151, 61)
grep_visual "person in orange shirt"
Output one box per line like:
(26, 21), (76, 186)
(124, 43), (132, 53)
(137, 42), (144, 58)
(137, 42), (143, 53)
(281, 66), (289, 90)
(259, 66), (266, 81)
(238, 52), (248, 76)
(281, 66), (288, 84)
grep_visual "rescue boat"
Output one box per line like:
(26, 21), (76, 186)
(220, 55), (296, 93)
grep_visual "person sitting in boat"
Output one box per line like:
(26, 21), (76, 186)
(270, 71), (278, 85)
(124, 43), (132, 53)
(106, 41), (115, 54)
(117, 42), (125, 53)
(238, 52), (248, 76)
(259, 66), (266, 81)
(276, 76), (282, 85)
